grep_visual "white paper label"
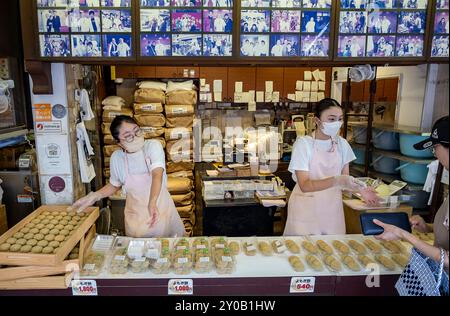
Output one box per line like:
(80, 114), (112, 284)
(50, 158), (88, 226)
(196, 245), (206, 249)
(178, 257), (189, 264)
(246, 245), (256, 252)
(142, 104), (156, 111)
(199, 257), (210, 263)
(114, 255), (126, 261)
(290, 277), (316, 293)
(277, 245), (287, 253)
(173, 108), (187, 114)
(157, 257), (168, 264)
(109, 112), (121, 117)
(146, 248), (159, 259)
(134, 257), (146, 262)
(221, 256), (232, 262)
(215, 244), (225, 249)
(72, 280), (98, 296)
(168, 279), (193, 295)
(83, 263), (96, 271)
(177, 246), (187, 251)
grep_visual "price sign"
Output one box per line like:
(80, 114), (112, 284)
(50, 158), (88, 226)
(289, 277), (315, 294)
(72, 280), (98, 296)
(168, 279), (193, 295)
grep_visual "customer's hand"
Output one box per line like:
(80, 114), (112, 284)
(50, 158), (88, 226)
(410, 215), (430, 233)
(68, 191), (101, 213)
(373, 219), (406, 241)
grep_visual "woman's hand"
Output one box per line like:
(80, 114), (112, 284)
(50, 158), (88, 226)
(147, 201), (159, 228)
(410, 215), (430, 233)
(68, 191), (100, 213)
(360, 187), (382, 207)
(333, 175), (366, 191)
(373, 219), (406, 241)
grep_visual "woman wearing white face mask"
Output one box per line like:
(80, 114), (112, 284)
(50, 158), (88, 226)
(70, 115), (185, 238)
(284, 98), (379, 236)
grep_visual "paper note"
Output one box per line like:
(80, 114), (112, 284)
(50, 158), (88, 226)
(318, 92), (325, 101)
(256, 91), (264, 102)
(265, 81), (273, 93)
(234, 92), (243, 102)
(295, 80), (303, 91)
(318, 81), (326, 91)
(235, 81), (243, 93)
(311, 81), (318, 92)
(319, 71), (326, 81)
(207, 93), (213, 103)
(310, 92), (318, 102)
(248, 101), (256, 112)
(312, 69), (320, 81)
(200, 78), (206, 87)
(304, 71), (312, 81)
(214, 92), (222, 102)
(303, 81), (311, 92)
(295, 91), (303, 102)
(249, 90), (255, 102)
(265, 92), (272, 102)
(213, 80), (222, 92)
(272, 91), (280, 103)
(287, 93), (296, 101)
(302, 95), (310, 102)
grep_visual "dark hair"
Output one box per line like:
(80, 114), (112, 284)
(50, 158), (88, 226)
(314, 98), (342, 118)
(110, 115), (138, 141)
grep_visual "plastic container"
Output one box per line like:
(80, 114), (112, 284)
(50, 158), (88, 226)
(352, 126), (367, 144)
(173, 248), (193, 275)
(353, 148), (367, 165)
(371, 153), (400, 174)
(396, 162), (428, 184)
(80, 251), (106, 276)
(194, 248), (213, 273)
(214, 247), (236, 274)
(108, 248), (129, 274)
(399, 134), (434, 158)
(129, 256), (150, 273)
(372, 129), (399, 151)
(151, 248), (171, 274)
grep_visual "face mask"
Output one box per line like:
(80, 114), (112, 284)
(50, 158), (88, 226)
(122, 135), (145, 153)
(320, 121), (343, 137)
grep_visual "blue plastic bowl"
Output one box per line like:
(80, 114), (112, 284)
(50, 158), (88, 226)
(352, 126), (367, 144)
(399, 134), (434, 158)
(372, 129), (399, 151)
(371, 153), (399, 174)
(353, 148), (366, 165)
(396, 162), (428, 185)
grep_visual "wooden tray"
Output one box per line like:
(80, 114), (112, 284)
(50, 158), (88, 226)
(0, 225), (97, 282)
(0, 272), (73, 290)
(0, 205), (99, 267)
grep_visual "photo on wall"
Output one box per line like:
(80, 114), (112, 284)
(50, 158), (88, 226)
(397, 11), (426, 33)
(103, 34), (132, 57)
(269, 34), (299, 56)
(71, 34), (102, 57)
(431, 35), (449, 57)
(140, 0), (171, 6)
(172, 10), (202, 32)
(101, 0), (132, 6)
(397, 0), (427, 9)
(396, 35), (424, 56)
(241, 0), (271, 7)
(203, 0), (234, 7)
(73, 9), (101, 32)
(339, 11), (367, 34)
(102, 10), (132, 32)
(38, 9), (71, 32)
(241, 10), (270, 32)
(141, 34), (171, 56)
(271, 0), (301, 8)
(271, 10), (301, 33)
(240, 34), (270, 56)
(39, 34), (71, 57)
(436, 0), (449, 9)
(38, 0), (70, 6)
(367, 0), (395, 9)
(203, 34), (233, 56)
(366, 35), (395, 57)
(301, 11), (330, 33)
(434, 11), (449, 34)
(140, 9), (171, 32)
(301, 34), (329, 56)
(337, 35), (366, 57)
(368, 11), (397, 34)
(203, 10), (233, 32)
(171, 0), (202, 6)
(172, 34), (202, 56)
(302, 0), (332, 8)
(340, 0), (366, 9)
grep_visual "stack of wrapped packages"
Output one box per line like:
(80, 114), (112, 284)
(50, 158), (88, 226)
(164, 80), (197, 236)
(133, 81), (167, 149)
(101, 95), (132, 182)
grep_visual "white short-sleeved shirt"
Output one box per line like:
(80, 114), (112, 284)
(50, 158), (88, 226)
(288, 135), (356, 182)
(109, 139), (166, 188)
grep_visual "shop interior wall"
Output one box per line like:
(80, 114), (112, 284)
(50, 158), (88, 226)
(331, 65), (428, 127)
(432, 64), (449, 123)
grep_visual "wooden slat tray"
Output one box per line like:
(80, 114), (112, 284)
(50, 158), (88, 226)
(0, 225), (97, 282)
(0, 205), (99, 267)
(0, 272), (73, 290)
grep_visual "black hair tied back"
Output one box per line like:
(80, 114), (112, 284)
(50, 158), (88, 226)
(314, 98), (342, 118)
(110, 115), (138, 142)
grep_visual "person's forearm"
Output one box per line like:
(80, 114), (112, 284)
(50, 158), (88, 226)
(96, 183), (120, 199)
(401, 230), (449, 269)
(149, 168), (163, 205)
(296, 171), (335, 192)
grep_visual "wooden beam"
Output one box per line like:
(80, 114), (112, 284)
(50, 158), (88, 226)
(25, 60), (53, 95)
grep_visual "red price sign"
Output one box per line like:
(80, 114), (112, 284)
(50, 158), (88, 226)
(290, 277), (315, 293)
(72, 280), (98, 296)
(168, 279), (193, 295)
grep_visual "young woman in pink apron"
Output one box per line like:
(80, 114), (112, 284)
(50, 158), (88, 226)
(71, 115), (185, 238)
(284, 99), (379, 236)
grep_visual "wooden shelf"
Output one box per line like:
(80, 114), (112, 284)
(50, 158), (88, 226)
(348, 121), (431, 136)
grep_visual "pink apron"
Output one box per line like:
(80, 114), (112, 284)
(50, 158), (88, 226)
(283, 137), (346, 236)
(123, 150), (185, 238)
